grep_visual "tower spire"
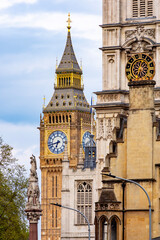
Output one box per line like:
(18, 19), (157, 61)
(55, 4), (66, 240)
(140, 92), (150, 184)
(56, 13), (82, 75)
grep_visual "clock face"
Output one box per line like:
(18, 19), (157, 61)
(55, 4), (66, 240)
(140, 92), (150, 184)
(48, 131), (67, 154)
(82, 131), (91, 150)
(126, 53), (155, 81)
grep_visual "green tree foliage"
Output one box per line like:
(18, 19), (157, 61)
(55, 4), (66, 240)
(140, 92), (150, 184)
(0, 138), (29, 240)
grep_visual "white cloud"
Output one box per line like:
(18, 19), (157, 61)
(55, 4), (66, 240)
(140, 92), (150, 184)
(0, 0), (37, 10)
(0, 12), (101, 41)
(0, 121), (39, 173)
(0, 54), (53, 75)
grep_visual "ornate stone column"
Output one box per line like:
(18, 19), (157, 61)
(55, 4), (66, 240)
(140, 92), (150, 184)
(25, 155), (42, 240)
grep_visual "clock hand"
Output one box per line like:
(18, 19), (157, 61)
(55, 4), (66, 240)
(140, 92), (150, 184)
(48, 142), (53, 147)
(138, 61), (143, 77)
(55, 140), (60, 148)
(56, 140), (60, 147)
(53, 140), (59, 147)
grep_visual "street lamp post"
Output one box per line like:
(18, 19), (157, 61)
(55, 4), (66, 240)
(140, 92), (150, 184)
(102, 173), (152, 240)
(50, 203), (91, 240)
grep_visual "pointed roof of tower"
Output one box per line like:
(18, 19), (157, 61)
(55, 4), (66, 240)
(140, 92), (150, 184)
(56, 13), (82, 74)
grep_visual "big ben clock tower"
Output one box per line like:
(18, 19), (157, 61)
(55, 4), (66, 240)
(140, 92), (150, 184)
(39, 14), (92, 240)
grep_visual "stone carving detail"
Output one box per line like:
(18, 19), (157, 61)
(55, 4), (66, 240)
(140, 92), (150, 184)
(98, 117), (116, 140)
(125, 25), (155, 41)
(106, 118), (116, 140)
(108, 57), (115, 63)
(131, 41), (148, 53)
(99, 119), (104, 138)
(95, 202), (120, 211)
(124, 25), (155, 53)
(30, 154), (38, 180)
(154, 90), (160, 100)
(25, 155), (42, 223)
(99, 93), (119, 103)
(106, 118), (113, 139)
(26, 211), (41, 223)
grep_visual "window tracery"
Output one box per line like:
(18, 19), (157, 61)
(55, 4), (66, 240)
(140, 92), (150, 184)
(77, 181), (92, 224)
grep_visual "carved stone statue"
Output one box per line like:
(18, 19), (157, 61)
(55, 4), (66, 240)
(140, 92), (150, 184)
(30, 154), (38, 181)
(25, 155), (42, 221)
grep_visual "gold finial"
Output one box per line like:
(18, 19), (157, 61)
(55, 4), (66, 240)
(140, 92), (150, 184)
(80, 58), (82, 70)
(67, 13), (72, 32)
(43, 95), (46, 109)
(56, 57), (58, 69)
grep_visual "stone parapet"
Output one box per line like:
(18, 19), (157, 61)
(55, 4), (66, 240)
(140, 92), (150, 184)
(95, 202), (121, 211)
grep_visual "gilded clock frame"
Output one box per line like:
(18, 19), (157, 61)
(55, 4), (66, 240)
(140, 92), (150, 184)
(47, 130), (67, 154)
(45, 128), (69, 156)
(126, 53), (155, 81)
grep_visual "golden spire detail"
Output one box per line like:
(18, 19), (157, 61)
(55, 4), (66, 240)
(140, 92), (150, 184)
(67, 13), (72, 32)
(56, 57), (58, 69)
(80, 58), (82, 70)
(43, 95), (46, 109)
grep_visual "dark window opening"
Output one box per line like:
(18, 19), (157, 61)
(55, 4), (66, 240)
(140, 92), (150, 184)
(56, 176), (58, 197)
(52, 176), (54, 197)
(111, 218), (117, 240)
(49, 116), (51, 123)
(56, 116), (58, 123)
(55, 209), (58, 227)
(112, 142), (117, 154)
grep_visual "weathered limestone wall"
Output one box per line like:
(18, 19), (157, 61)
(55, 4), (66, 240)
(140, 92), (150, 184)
(127, 83), (155, 179)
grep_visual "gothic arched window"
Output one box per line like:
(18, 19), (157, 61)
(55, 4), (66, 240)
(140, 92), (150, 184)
(111, 218), (117, 240)
(102, 219), (108, 240)
(77, 181), (92, 224)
